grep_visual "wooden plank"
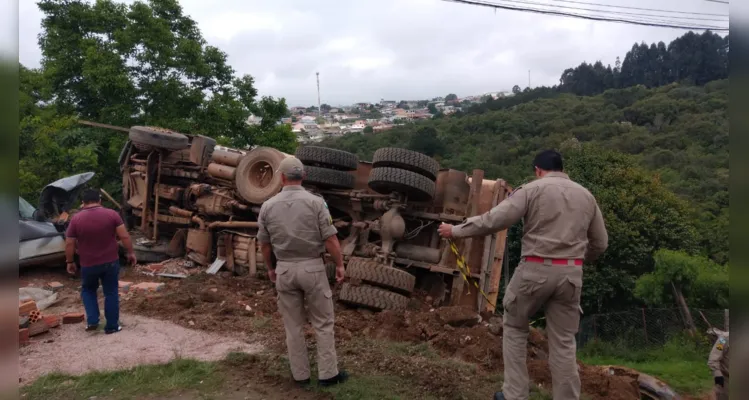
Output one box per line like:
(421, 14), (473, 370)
(206, 258), (226, 274)
(452, 169), (484, 306)
(249, 238), (257, 277)
(225, 233), (237, 274)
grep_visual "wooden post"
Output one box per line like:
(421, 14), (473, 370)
(451, 169), (484, 306)
(152, 152), (163, 240)
(140, 151), (156, 234)
(225, 233), (238, 275)
(249, 237), (257, 278)
(641, 308), (649, 344)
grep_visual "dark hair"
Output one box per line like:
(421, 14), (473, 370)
(81, 188), (101, 204)
(533, 150), (563, 172)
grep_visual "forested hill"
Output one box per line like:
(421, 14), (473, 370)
(320, 79), (728, 261)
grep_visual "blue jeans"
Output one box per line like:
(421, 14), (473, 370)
(80, 260), (120, 331)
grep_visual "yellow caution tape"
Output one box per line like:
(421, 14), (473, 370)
(447, 239), (496, 309)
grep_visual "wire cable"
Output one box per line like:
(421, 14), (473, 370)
(545, 0), (728, 18)
(490, 0), (729, 22)
(440, 0), (730, 31)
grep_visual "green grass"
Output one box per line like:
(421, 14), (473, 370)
(21, 358), (222, 400)
(578, 334), (714, 395)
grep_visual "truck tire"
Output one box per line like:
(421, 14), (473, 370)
(368, 167), (436, 202)
(303, 165), (356, 190)
(235, 147), (287, 204)
(372, 147), (440, 181)
(129, 126), (189, 151)
(295, 146), (358, 171)
(338, 282), (409, 312)
(346, 257), (415, 295)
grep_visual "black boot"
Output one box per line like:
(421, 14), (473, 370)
(318, 370), (349, 387)
(294, 378), (310, 388)
(494, 392), (506, 400)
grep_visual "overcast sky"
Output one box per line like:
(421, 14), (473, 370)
(15, 0), (729, 107)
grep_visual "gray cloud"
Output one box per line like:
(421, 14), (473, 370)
(17, 0), (729, 106)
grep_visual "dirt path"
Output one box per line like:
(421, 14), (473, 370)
(19, 312), (263, 385)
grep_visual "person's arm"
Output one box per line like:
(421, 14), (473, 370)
(256, 204), (276, 281)
(317, 200), (343, 282)
(64, 219), (77, 274)
(450, 186), (530, 238)
(584, 202), (608, 263)
(115, 224), (137, 265)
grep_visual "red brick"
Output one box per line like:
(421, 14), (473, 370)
(45, 282), (64, 292)
(62, 312), (85, 324)
(19, 300), (37, 315)
(18, 328), (29, 346)
(43, 315), (61, 328)
(28, 320), (49, 337)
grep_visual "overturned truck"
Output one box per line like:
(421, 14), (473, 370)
(119, 126), (512, 313)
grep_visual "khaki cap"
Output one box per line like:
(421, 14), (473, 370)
(277, 156), (305, 176)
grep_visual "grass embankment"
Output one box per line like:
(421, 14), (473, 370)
(21, 338), (554, 400)
(578, 334), (714, 396)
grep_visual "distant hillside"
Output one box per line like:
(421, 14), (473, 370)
(319, 80), (728, 265)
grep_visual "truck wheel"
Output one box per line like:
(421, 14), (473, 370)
(129, 126), (189, 151)
(368, 167), (436, 202)
(303, 166), (356, 190)
(346, 257), (415, 295)
(295, 146), (358, 171)
(372, 147), (440, 181)
(235, 147), (287, 204)
(338, 282), (409, 312)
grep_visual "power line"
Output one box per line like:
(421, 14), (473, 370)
(546, 0), (728, 17)
(489, 0), (728, 22)
(705, 0), (729, 4)
(440, 0), (730, 31)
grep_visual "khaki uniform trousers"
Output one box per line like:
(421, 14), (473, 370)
(275, 258), (338, 381)
(715, 376), (729, 400)
(502, 261), (584, 400)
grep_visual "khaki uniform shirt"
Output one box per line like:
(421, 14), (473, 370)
(257, 185), (338, 262)
(708, 334), (730, 377)
(452, 171), (608, 261)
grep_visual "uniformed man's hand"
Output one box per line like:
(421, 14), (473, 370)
(335, 265), (345, 283)
(438, 223), (454, 238)
(268, 269), (277, 283)
(715, 376), (724, 387)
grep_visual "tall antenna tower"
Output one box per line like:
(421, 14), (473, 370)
(316, 72), (321, 117)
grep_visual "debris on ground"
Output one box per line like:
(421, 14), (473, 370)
(137, 259), (197, 277)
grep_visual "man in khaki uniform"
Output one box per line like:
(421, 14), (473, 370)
(257, 156), (348, 387)
(708, 331), (729, 400)
(439, 150), (608, 400)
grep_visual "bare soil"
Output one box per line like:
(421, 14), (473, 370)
(20, 263), (641, 400)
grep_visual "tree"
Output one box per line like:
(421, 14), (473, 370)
(320, 103), (332, 112)
(36, 0), (292, 150)
(363, 125), (374, 134)
(445, 93), (458, 101)
(512, 85), (521, 94)
(407, 126), (444, 157)
(427, 103), (438, 114)
(634, 249), (729, 335)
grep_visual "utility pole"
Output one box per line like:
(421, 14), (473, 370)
(528, 70), (531, 88)
(316, 72), (321, 117)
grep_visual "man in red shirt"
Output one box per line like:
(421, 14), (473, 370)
(65, 189), (137, 334)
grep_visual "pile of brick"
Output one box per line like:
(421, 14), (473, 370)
(19, 291), (84, 346)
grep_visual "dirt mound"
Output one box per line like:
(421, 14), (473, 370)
(119, 266), (639, 400)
